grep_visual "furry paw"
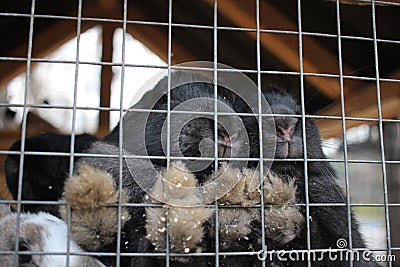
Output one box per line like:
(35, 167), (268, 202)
(263, 172), (297, 204)
(149, 161), (198, 204)
(218, 163), (260, 207)
(60, 164), (129, 251)
(263, 171), (304, 244)
(265, 206), (304, 244)
(218, 167), (297, 206)
(145, 162), (213, 255)
(63, 164), (120, 209)
(215, 164), (260, 249)
(217, 208), (259, 250)
(216, 165), (304, 247)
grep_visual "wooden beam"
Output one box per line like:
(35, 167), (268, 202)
(0, 1), (194, 92)
(0, 172), (13, 201)
(98, 24), (115, 135)
(0, 19), (97, 89)
(325, 0), (400, 6)
(0, 112), (60, 149)
(126, 24), (194, 65)
(126, 2), (194, 64)
(317, 71), (400, 138)
(203, 0), (353, 100)
(0, 1), (114, 88)
(126, 3), (194, 64)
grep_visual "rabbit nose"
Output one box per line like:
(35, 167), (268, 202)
(218, 136), (230, 147)
(218, 133), (237, 147)
(277, 125), (294, 141)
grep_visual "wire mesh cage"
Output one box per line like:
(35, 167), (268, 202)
(0, 0), (399, 266)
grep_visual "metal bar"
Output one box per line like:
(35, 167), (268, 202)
(296, 1), (312, 266)
(165, 0), (173, 265)
(256, 1), (266, 266)
(64, 0), (83, 265)
(3, 102), (400, 126)
(1, 56), (400, 82)
(371, 0), (393, 264)
(13, 0), (36, 265)
(335, 2), (354, 266)
(1, 12), (400, 44)
(2, 198), (400, 208)
(3, 101), (400, 123)
(3, 247), (400, 258)
(2, 150), (400, 164)
(115, 1), (129, 266)
(212, 1), (220, 266)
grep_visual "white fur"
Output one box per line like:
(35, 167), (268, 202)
(0, 208), (105, 267)
(27, 213), (91, 267)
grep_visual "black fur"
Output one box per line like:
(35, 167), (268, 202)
(246, 89), (379, 266)
(5, 133), (98, 216)
(104, 81), (251, 183)
(81, 80), (254, 266)
(186, 89), (379, 266)
(80, 79), (378, 266)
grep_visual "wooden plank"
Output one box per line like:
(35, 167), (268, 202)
(0, 112), (59, 148)
(0, 20), (97, 88)
(126, 24), (194, 65)
(325, 0), (400, 6)
(98, 24), (115, 135)
(317, 71), (400, 138)
(0, 1), (114, 88)
(203, 0), (353, 100)
(0, 172), (13, 201)
(125, 3), (195, 65)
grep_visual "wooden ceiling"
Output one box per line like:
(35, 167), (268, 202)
(0, 0), (399, 142)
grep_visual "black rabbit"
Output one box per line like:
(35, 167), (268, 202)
(5, 132), (98, 216)
(244, 89), (379, 266)
(78, 72), (377, 266)
(187, 89), (378, 267)
(78, 72), (260, 266)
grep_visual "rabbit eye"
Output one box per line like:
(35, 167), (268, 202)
(18, 240), (32, 264)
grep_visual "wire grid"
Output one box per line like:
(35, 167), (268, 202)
(0, 0), (399, 266)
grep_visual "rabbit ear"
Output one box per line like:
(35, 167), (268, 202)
(0, 204), (12, 219)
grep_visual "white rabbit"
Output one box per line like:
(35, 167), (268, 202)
(0, 204), (105, 267)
